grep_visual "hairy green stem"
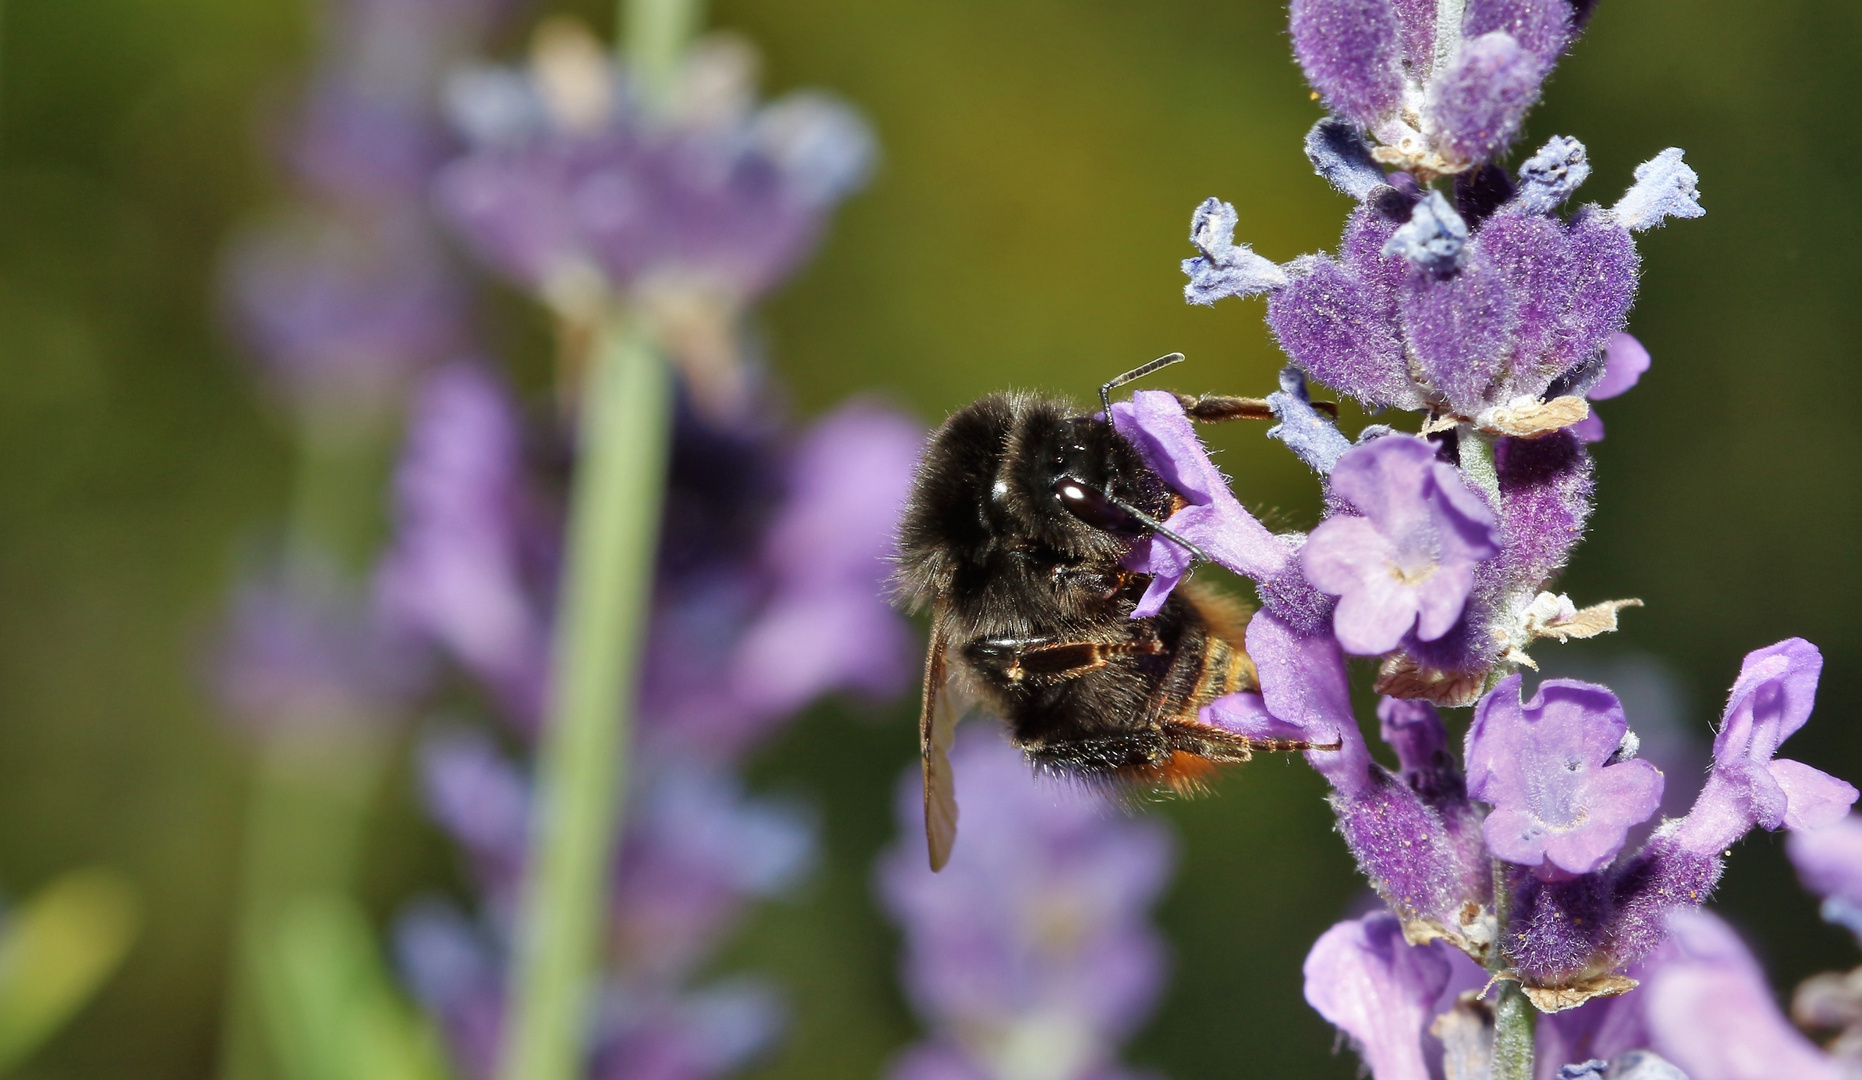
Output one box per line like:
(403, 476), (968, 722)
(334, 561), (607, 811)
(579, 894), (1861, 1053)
(496, 317), (672, 1080)
(1487, 859), (1535, 1080)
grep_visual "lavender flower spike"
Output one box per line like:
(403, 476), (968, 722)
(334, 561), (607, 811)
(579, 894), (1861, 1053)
(1611, 149), (1705, 232)
(1302, 435), (1500, 656)
(1384, 190), (1469, 275)
(1183, 198), (1290, 305)
(1304, 912), (1452, 1080)
(1465, 676), (1664, 878)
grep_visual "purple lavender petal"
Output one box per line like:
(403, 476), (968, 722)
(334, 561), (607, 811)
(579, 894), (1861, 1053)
(1182, 197), (1291, 304)
(1303, 436), (1499, 654)
(1200, 691), (1311, 742)
(731, 404), (923, 720)
(1400, 246), (1519, 415)
(1426, 32), (1547, 166)
(1611, 149), (1705, 232)
(1771, 759), (1860, 832)
(376, 364), (553, 728)
(1464, 0), (1574, 64)
(1787, 815), (1862, 936)
(1377, 696), (1467, 806)
(1305, 118), (1391, 202)
(1110, 391), (1289, 613)
(1465, 676), (1664, 876)
(1289, 0), (1406, 126)
(1644, 910), (1845, 1080)
(1303, 912), (1452, 1080)
(1588, 333), (1650, 401)
(1246, 611), (1372, 790)
(1267, 366), (1353, 474)
(1509, 135), (1592, 216)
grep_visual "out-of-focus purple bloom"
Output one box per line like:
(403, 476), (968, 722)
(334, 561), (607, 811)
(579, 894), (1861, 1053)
(1304, 912), (1452, 1080)
(610, 763), (813, 982)
(376, 363), (554, 727)
(1181, 198), (1291, 305)
(878, 729), (1173, 1080)
(1302, 436), (1499, 656)
(420, 730), (532, 914)
(1466, 676), (1664, 878)
(224, 217), (465, 423)
(1789, 815), (1862, 939)
(434, 38), (875, 307)
(590, 980), (785, 1080)
(730, 403), (923, 720)
(1644, 910), (1846, 1080)
(395, 900), (507, 1080)
(1611, 150), (1705, 232)
(214, 555), (425, 738)
(1109, 390), (1289, 617)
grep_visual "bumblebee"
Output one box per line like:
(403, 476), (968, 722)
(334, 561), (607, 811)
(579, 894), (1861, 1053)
(895, 355), (1337, 869)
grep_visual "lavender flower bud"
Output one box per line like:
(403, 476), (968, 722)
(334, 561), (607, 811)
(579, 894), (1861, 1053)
(1426, 32), (1547, 166)
(1611, 148), (1706, 231)
(1305, 117), (1391, 202)
(1289, 0), (1406, 127)
(1181, 197), (1290, 305)
(1266, 365), (1352, 473)
(1511, 135), (1593, 215)
(1384, 190), (1469, 275)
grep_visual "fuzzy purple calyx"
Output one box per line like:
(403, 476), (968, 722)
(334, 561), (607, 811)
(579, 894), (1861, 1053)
(1426, 32), (1547, 166)
(1302, 435), (1499, 655)
(1109, 391), (1290, 616)
(1182, 198), (1290, 305)
(1466, 675), (1664, 877)
(1611, 149), (1705, 232)
(1290, 0), (1406, 127)
(1384, 190), (1469, 275)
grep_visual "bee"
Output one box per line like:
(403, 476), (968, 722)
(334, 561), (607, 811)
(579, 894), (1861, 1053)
(895, 354), (1340, 869)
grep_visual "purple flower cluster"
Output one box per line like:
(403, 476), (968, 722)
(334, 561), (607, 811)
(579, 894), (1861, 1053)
(1079, 0), (1862, 1075)
(878, 730), (1173, 1080)
(385, 363), (922, 1078)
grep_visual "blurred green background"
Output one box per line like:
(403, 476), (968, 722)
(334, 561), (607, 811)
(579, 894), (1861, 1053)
(2, 0), (1859, 1077)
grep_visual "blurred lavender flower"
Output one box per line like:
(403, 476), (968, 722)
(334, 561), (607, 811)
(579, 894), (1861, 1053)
(879, 729), (1173, 1080)
(213, 554), (425, 738)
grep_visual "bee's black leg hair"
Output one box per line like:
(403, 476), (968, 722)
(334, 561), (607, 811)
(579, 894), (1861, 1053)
(1100, 352), (1187, 419)
(967, 636), (1163, 681)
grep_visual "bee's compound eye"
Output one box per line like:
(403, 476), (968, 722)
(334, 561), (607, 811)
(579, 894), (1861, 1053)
(1052, 476), (1139, 532)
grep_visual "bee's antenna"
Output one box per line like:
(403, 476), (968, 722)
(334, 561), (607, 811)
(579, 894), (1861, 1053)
(1101, 490), (1209, 564)
(1100, 352), (1187, 422)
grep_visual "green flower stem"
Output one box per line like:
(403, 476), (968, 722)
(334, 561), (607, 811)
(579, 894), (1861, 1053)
(496, 316), (672, 1080)
(219, 415), (399, 1080)
(624, 0), (706, 108)
(1487, 859), (1535, 1080)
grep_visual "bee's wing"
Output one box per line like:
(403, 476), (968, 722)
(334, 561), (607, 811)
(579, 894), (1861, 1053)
(921, 624), (962, 872)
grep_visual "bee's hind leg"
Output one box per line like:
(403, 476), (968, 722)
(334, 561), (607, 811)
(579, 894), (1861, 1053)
(1171, 393), (1339, 423)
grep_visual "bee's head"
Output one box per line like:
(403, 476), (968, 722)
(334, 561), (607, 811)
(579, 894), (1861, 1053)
(894, 393), (1169, 612)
